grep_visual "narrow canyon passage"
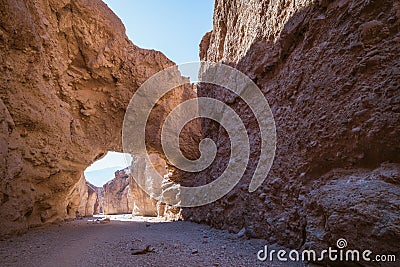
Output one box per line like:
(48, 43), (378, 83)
(0, 216), (300, 267)
(1, 0), (399, 266)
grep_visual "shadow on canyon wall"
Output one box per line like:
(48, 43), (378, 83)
(183, 0), (400, 264)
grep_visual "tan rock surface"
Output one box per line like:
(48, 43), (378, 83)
(0, 0), (197, 237)
(2, 1), (398, 264)
(85, 182), (100, 215)
(102, 168), (133, 215)
(101, 154), (182, 218)
(129, 155), (163, 217)
(183, 0), (400, 260)
(66, 175), (99, 217)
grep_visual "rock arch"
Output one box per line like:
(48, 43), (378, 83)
(0, 0), (198, 236)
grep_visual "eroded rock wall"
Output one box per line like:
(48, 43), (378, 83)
(184, 0), (400, 259)
(66, 175), (99, 217)
(0, 0), (196, 237)
(85, 181), (100, 215)
(101, 154), (182, 218)
(129, 154), (181, 219)
(129, 156), (159, 217)
(102, 168), (133, 215)
(99, 154), (183, 218)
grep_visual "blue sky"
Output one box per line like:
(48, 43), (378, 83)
(85, 151), (132, 172)
(103, 0), (214, 64)
(85, 1), (214, 187)
(84, 151), (132, 186)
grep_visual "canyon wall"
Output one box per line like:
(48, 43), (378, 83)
(67, 176), (99, 217)
(102, 168), (133, 215)
(184, 0), (400, 260)
(130, 154), (182, 219)
(1, 1), (399, 263)
(102, 155), (182, 218)
(85, 181), (100, 215)
(0, 0), (197, 237)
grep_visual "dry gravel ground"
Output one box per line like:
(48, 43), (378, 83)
(0, 215), (306, 267)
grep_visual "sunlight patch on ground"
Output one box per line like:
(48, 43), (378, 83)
(85, 214), (166, 223)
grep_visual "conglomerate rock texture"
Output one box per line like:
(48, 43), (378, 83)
(183, 0), (400, 262)
(0, 0), (197, 237)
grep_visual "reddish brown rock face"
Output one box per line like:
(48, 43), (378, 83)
(183, 0), (400, 259)
(0, 0), (197, 237)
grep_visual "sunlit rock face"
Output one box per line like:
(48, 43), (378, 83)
(183, 0), (400, 259)
(99, 153), (184, 219)
(85, 182), (100, 216)
(129, 154), (182, 219)
(102, 168), (133, 215)
(67, 176), (100, 218)
(0, 0), (199, 237)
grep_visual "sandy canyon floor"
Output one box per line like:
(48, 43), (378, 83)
(0, 215), (306, 267)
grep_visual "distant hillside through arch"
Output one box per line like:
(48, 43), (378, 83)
(84, 151), (132, 187)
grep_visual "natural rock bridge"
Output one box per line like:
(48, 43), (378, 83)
(0, 0), (399, 266)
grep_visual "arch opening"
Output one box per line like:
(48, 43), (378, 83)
(83, 151), (132, 216)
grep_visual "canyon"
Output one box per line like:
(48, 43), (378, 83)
(0, 0), (399, 266)
(185, 0), (400, 258)
(68, 175), (100, 217)
(0, 0), (197, 236)
(101, 167), (133, 215)
(95, 154), (180, 219)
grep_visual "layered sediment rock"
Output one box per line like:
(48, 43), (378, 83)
(0, 0), (197, 237)
(184, 0), (400, 260)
